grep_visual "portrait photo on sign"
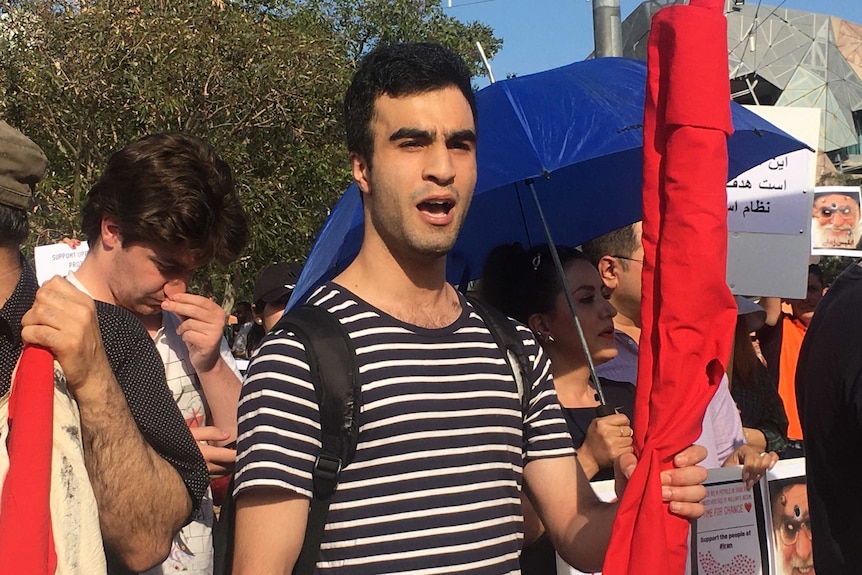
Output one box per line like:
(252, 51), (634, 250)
(811, 186), (862, 256)
(765, 459), (814, 575)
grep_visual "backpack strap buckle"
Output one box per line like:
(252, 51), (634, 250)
(312, 453), (343, 498)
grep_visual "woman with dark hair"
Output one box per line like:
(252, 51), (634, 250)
(480, 242), (635, 574)
(481, 242), (635, 479)
(731, 297), (789, 454)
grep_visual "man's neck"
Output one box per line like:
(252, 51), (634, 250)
(334, 243), (459, 329)
(137, 312), (164, 337)
(613, 313), (641, 342)
(74, 249), (116, 306)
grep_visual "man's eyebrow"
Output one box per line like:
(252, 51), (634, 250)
(388, 127), (477, 143)
(446, 129), (477, 143)
(389, 127), (432, 142)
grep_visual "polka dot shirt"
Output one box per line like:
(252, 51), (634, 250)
(1, 257), (209, 526)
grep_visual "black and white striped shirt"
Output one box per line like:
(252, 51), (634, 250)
(235, 284), (574, 574)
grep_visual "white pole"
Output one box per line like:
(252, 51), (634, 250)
(476, 41), (496, 83)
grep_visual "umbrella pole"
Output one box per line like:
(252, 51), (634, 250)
(525, 180), (613, 414)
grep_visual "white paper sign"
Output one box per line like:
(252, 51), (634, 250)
(727, 150), (811, 235)
(727, 106), (820, 299)
(33, 241), (90, 285)
(691, 467), (765, 575)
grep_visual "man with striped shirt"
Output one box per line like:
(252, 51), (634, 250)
(232, 42), (708, 574)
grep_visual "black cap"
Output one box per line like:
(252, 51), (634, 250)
(253, 262), (303, 310)
(736, 295), (766, 334)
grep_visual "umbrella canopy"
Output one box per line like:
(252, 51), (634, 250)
(289, 57), (808, 308)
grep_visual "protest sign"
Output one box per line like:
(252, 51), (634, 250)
(764, 458), (812, 575)
(691, 466), (766, 575)
(810, 185), (862, 257)
(33, 241), (90, 285)
(727, 106), (819, 299)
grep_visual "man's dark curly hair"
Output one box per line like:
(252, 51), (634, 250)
(344, 42), (477, 168)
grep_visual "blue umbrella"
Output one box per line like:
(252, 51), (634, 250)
(289, 57), (808, 309)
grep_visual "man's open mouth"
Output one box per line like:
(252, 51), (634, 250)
(418, 200), (454, 215)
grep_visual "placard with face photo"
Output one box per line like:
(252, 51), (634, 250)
(811, 186), (862, 256)
(764, 458), (814, 575)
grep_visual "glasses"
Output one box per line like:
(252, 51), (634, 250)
(612, 255), (644, 265)
(816, 205), (857, 221)
(777, 516), (812, 546)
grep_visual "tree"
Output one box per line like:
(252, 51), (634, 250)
(0, 0), (500, 305)
(307, 0), (501, 77)
(818, 256), (856, 286)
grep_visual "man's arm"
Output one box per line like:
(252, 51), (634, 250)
(523, 452), (616, 571)
(21, 277), (192, 571)
(233, 488), (309, 574)
(524, 446), (707, 572)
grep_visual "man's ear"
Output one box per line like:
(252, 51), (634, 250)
(100, 216), (122, 250)
(351, 152), (372, 196)
(597, 255), (620, 289)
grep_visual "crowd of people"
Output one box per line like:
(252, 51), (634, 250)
(1, 40), (858, 575)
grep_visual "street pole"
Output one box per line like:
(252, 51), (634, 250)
(592, 0), (623, 58)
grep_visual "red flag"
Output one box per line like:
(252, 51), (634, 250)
(0, 345), (57, 575)
(603, 0), (737, 573)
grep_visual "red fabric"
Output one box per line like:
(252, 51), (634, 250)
(210, 474), (232, 507)
(602, 0), (737, 573)
(0, 345), (57, 575)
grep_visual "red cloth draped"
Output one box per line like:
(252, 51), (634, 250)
(0, 345), (57, 575)
(602, 0), (737, 572)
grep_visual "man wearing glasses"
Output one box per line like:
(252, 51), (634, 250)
(770, 478), (814, 575)
(582, 222), (755, 471)
(811, 188), (862, 250)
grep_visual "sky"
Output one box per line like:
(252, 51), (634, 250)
(445, 0), (862, 86)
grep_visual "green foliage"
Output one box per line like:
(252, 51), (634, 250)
(306, 0), (501, 76)
(817, 256), (858, 286)
(0, 0), (500, 304)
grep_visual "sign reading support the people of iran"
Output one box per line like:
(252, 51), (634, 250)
(555, 459), (811, 575)
(691, 467), (765, 575)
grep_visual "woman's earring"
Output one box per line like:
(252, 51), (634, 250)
(547, 334), (555, 343)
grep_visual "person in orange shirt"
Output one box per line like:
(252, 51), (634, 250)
(756, 264), (824, 457)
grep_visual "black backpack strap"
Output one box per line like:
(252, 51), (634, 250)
(212, 304), (360, 575)
(278, 305), (360, 575)
(213, 476), (236, 575)
(466, 295), (531, 421)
